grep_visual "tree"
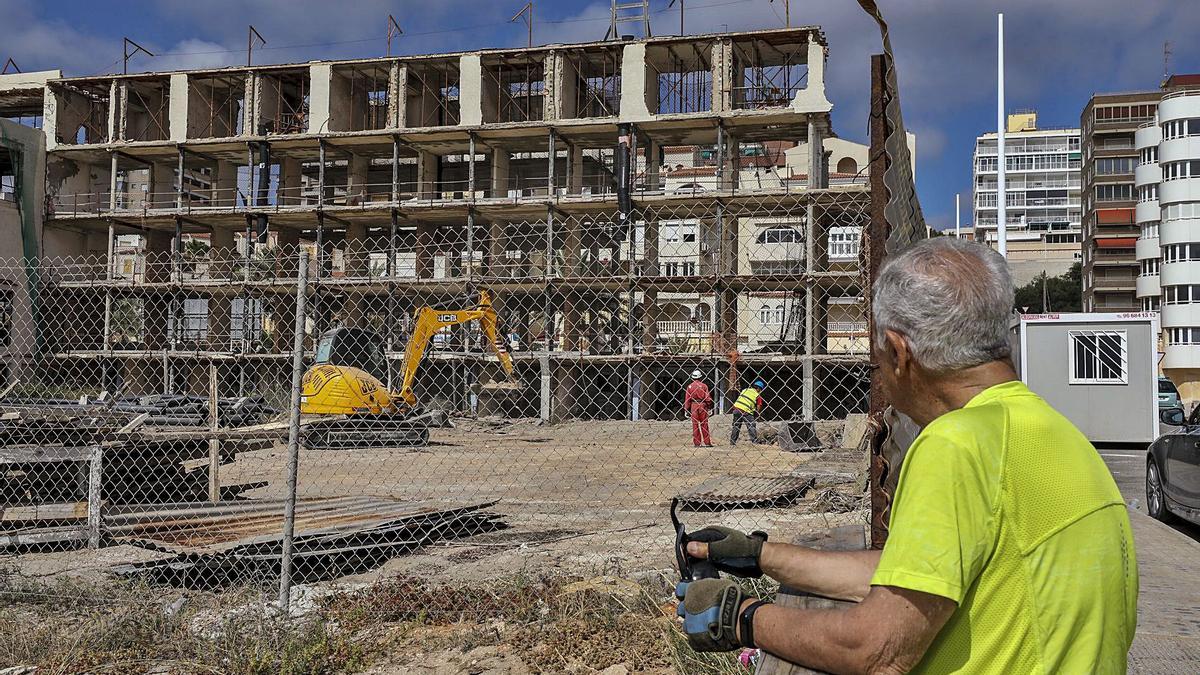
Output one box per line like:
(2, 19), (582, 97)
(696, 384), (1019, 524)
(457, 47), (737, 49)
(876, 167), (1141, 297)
(1014, 262), (1081, 313)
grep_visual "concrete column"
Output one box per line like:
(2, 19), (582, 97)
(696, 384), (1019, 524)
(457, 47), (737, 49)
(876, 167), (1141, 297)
(415, 222), (435, 279)
(619, 43), (656, 120)
(169, 73), (189, 141)
(213, 160), (238, 207)
(417, 150), (438, 199)
(279, 156), (302, 205)
(568, 144), (584, 195)
(807, 121), (827, 190)
(307, 63), (332, 133)
(389, 63), (405, 128)
(792, 40), (833, 112)
(344, 223), (369, 325)
(645, 139), (661, 191)
(208, 226), (235, 351)
(551, 362), (576, 422)
(487, 220), (506, 277)
(712, 39), (734, 114)
(144, 231), (173, 351)
(638, 367), (657, 420)
(539, 354), (552, 423)
(459, 54), (484, 126)
(111, 81), (125, 141)
(148, 159), (175, 207)
(347, 152), (370, 205)
(491, 148), (511, 198)
(563, 216), (581, 277)
(720, 132), (739, 191)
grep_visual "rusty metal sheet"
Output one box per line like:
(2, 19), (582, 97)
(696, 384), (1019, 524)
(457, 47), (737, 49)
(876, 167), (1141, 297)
(676, 474), (815, 511)
(105, 496), (497, 554)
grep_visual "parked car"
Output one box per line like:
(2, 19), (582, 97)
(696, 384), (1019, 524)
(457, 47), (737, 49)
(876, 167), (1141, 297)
(1158, 376), (1182, 410)
(1146, 407), (1200, 525)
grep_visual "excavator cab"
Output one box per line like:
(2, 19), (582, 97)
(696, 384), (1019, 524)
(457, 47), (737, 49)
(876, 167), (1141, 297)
(314, 327), (388, 381)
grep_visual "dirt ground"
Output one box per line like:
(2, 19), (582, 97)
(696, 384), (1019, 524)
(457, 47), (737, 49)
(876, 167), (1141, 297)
(2, 415), (868, 674)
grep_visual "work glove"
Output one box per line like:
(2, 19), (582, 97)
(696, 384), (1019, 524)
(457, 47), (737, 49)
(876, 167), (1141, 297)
(675, 577), (746, 652)
(690, 526), (768, 578)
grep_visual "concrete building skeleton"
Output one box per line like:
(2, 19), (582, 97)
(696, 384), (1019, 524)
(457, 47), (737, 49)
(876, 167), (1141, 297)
(0, 27), (871, 424)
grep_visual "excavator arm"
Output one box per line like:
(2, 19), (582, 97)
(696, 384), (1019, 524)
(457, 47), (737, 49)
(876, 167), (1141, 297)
(396, 290), (515, 405)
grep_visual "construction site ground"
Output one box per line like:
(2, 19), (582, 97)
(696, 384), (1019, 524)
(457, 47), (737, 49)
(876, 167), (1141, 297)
(7, 420), (1195, 673)
(1, 414), (865, 673)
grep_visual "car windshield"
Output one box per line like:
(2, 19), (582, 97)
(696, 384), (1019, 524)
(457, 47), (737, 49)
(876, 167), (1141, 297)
(1159, 379), (1178, 394)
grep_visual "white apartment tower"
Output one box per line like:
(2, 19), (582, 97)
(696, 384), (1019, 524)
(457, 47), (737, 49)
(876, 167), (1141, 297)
(1135, 82), (1200, 400)
(973, 112), (1082, 286)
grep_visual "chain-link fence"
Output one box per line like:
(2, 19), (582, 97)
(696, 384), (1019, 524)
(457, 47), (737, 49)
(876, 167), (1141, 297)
(0, 192), (871, 665)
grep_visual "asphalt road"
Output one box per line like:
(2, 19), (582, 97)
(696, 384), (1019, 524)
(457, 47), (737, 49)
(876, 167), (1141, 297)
(1097, 443), (1200, 543)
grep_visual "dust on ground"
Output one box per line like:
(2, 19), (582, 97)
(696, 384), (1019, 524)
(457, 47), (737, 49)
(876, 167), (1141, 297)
(1, 416), (868, 673)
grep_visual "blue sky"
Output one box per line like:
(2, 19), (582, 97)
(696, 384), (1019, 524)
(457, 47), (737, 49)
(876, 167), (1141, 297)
(4, 0), (1200, 230)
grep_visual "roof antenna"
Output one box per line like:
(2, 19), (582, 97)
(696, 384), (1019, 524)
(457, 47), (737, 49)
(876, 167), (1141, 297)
(1, 58), (19, 74)
(387, 15), (403, 56)
(122, 38), (154, 75)
(511, 2), (534, 48)
(247, 25), (266, 67)
(1163, 40), (1172, 86)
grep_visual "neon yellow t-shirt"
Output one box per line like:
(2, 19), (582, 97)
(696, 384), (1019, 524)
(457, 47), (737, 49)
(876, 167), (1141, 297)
(871, 380), (1138, 674)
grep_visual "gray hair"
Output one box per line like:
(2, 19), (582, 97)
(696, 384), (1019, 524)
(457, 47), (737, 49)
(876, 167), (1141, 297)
(872, 237), (1014, 372)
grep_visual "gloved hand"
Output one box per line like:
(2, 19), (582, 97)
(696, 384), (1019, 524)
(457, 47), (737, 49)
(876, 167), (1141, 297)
(675, 577), (747, 652)
(688, 526), (768, 578)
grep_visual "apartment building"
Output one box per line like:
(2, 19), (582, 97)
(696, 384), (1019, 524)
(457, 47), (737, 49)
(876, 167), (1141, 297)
(1080, 92), (1159, 312)
(1134, 75), (1200, 400)
(0, 27), (872, 422)
(972, 111), (1082, 286)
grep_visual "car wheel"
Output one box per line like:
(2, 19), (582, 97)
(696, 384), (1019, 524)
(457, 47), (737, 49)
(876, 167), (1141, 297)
(1146, 459), (1175, 523)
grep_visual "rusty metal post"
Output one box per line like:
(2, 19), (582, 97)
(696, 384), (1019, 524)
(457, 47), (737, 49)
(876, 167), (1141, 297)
(867, 53), (892, 550)
(278, 249), (309, 612)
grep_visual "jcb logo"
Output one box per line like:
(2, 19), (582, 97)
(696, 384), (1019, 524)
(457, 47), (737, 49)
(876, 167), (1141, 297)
(438, 313), (456, 322)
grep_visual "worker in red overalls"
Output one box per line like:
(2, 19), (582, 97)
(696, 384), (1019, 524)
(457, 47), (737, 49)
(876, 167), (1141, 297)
(684, 369), (713, 447)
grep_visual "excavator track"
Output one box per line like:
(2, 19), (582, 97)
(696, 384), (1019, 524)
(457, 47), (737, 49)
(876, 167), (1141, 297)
(301, 414), (433, 449)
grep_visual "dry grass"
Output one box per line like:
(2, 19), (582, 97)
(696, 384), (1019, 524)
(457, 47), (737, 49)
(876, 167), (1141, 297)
(0, 561), (779, 674)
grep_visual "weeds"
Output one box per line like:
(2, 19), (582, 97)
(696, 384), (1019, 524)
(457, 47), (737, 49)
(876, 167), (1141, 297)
(1, 567), (778, 674)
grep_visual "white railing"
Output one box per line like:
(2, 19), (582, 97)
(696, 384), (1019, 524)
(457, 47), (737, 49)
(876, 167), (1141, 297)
(827, 321), (868, 334)
(657, 320), (711, 335)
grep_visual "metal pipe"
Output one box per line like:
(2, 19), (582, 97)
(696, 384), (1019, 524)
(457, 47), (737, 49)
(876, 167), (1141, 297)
(278, 248), (309, 612)
(996, 13), (1007, 258)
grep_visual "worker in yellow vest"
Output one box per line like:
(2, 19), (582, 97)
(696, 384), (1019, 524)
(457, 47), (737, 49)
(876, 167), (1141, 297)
(730, 379), (765, 445)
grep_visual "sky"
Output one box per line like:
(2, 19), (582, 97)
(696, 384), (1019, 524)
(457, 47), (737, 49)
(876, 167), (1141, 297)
(3, 0), (1200, 231)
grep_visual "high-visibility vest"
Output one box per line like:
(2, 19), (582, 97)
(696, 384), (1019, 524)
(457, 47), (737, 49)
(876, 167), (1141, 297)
(733, 387), (760, 413)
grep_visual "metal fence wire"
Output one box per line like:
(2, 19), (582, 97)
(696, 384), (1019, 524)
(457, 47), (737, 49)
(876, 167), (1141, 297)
(0, 192), (872, 614)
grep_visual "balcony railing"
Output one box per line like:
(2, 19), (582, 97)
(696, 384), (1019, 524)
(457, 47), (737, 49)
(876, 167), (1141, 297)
(657, 320), (712, 336)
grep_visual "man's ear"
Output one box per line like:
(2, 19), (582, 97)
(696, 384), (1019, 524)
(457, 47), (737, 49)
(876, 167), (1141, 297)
(884, 329), (911, 375)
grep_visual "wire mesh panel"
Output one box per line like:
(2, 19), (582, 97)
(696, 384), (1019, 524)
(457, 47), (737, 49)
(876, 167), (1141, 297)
(0, 191), (872, 657)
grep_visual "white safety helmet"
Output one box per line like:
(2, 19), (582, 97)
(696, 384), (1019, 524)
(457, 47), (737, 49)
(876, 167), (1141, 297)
(691, 369), (702, 379)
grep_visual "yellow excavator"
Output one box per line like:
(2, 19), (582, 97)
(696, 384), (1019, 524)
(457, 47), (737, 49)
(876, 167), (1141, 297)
(299, 290), (516, 448)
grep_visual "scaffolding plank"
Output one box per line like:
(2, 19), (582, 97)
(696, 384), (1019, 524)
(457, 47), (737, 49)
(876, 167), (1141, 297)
(676, 474), (814, 510)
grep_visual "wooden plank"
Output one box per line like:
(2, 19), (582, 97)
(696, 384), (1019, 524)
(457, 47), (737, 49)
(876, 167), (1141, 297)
(0, 501), (89, 523)
(0, 446), (95, 464)
(756, 524), (867, 675)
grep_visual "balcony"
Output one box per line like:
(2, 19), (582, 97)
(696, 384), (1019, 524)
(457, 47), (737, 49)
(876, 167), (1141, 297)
(657, 320), (712, 336)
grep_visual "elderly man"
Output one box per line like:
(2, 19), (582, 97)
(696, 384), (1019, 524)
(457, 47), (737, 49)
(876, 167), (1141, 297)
(676, 238), (1137, 673)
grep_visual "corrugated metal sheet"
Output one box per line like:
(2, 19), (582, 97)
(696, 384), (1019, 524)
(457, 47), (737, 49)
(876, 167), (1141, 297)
(105, 496), (496, 554)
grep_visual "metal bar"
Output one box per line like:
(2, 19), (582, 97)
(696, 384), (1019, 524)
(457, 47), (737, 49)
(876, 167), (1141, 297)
(278, 248), (309, 611)
(867, 54), (891, 550)
(86, 445), (103, 549)
(208, 362), (221, 502)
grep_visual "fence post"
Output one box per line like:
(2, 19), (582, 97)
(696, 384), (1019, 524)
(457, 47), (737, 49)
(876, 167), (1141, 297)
(86, 445), (103, 549)
(207, 361), (221, 502)
(277, 248), (309, 612)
